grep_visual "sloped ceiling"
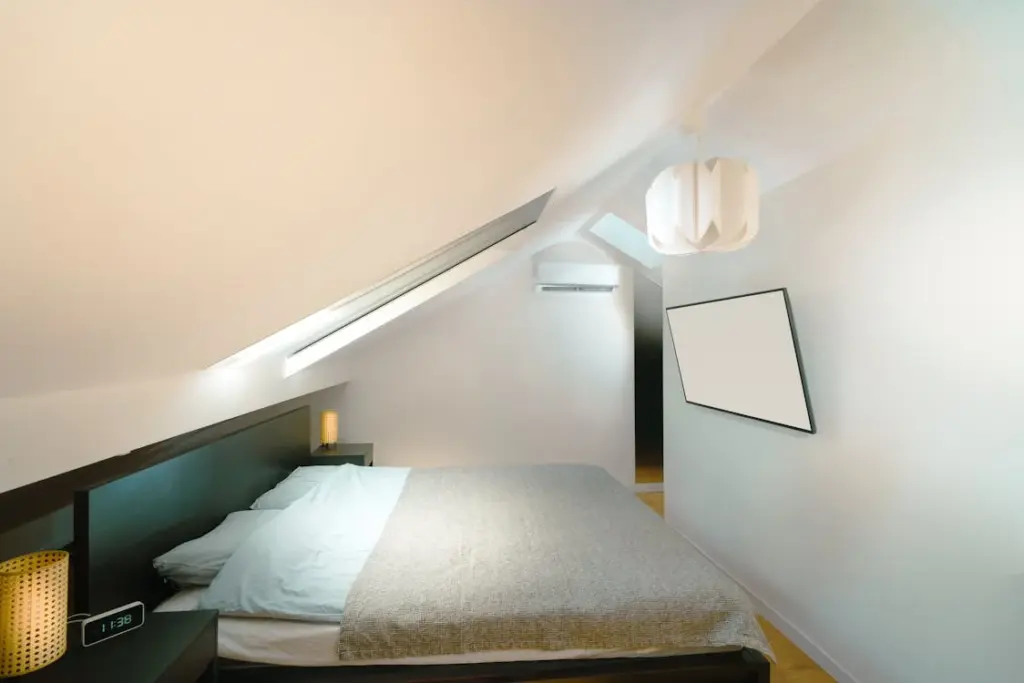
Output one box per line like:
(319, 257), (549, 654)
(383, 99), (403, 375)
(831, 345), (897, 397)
(2, 0), (967, 400)
(0, 0), (747, 398)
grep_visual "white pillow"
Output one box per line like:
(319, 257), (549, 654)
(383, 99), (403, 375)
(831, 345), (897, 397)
(249, 466), (339, 510)
(154, 509), (280, 586)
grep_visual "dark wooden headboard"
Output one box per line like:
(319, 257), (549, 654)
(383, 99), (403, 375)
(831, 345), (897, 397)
(0, 398), (317, 560)
(73, 406), (311, 614)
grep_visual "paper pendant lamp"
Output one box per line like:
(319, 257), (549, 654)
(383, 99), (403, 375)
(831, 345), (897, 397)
(320, 410), (339, 447)
(645, 158), (759, 255)
(0, 551), (69, 678)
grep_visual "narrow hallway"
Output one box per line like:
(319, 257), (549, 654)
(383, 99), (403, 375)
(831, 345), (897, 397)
(634, 274), (663, 486)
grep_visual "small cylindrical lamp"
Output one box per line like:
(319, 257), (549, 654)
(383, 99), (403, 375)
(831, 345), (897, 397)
(0, 550), (70, 678)
(320, 410), (339, 448)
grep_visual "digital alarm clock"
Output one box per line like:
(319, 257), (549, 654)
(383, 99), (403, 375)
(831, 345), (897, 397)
(81, 601), (145, 647)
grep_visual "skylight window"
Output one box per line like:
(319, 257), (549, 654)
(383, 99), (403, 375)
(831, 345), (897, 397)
(212, 190), (554, 375)
(588, 213), (662, 270)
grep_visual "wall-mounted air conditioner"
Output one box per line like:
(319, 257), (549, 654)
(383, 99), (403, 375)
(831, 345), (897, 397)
(534, 262), (620, 293)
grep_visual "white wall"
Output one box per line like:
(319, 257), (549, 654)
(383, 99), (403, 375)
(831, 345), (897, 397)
(662, 22), (1024, 683)
(332, 248), (636, 487)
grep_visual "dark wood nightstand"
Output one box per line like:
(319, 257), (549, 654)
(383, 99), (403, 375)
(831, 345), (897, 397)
(312, 442), (374, 466)
(16, 610), (217, 683)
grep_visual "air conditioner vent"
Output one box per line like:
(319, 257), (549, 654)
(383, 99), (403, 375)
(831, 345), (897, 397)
(536, 284), (616, 294)
(534, 262), (620, 293)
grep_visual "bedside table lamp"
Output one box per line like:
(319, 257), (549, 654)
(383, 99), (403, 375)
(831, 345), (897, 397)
(320, 410), (339, 448)
(0, 550), (69, 678)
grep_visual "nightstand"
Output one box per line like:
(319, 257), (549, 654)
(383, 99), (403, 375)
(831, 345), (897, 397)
(312, 442), (374, 466)
(16, 610), (217, 683)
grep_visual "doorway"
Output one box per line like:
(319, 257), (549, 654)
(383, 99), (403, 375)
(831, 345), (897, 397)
(633, 275), (663, 487)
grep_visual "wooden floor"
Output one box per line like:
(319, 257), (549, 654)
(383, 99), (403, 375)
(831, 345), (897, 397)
(636, 492), (835, 683)
(635, 463), (664, 485)
(636, 491), (664, 516)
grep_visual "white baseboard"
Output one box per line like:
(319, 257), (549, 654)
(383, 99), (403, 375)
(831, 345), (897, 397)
(673, 528), (861, 683)
(633, 482), (664, 493)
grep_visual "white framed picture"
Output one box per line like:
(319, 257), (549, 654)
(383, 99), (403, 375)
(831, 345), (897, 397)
(666, 288), (815, 433)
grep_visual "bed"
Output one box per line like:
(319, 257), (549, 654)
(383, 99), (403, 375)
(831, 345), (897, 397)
(72, 405), (772, 682)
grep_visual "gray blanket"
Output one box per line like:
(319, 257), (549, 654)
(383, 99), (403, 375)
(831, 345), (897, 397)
(337, 464), (772, 661)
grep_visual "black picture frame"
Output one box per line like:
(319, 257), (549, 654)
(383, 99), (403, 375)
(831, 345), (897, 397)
(665, 287), (816, 434)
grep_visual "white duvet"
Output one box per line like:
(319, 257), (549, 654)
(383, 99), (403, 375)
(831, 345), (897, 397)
(198, 464), (410, 621)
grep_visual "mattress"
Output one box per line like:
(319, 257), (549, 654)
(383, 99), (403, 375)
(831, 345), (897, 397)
(156, 589), (736, 667)
(160, 463), (770, 666)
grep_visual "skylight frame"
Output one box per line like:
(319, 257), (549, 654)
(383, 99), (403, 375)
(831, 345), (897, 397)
(211, 190), (554, 373)
(588, 213), (663, 271)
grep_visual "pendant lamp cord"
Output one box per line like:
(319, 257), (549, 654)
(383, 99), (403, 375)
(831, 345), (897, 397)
(691, 129), (703, 244)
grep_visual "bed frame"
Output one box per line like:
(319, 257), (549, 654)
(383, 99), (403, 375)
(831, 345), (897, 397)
(68, 403), (770, 683)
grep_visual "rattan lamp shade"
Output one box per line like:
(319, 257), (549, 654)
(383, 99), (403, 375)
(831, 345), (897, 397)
(0, 550), (69, 678)
(320, 410), (339, 447)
